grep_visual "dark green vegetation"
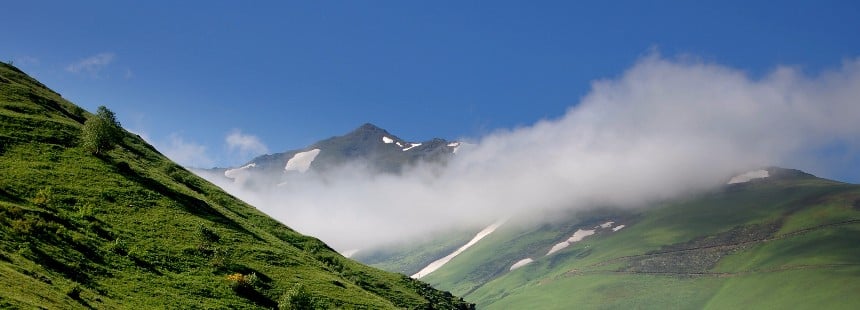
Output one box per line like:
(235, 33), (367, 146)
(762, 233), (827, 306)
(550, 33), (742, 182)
(0, 63), (473, 309)
(365, 169), (860, 309)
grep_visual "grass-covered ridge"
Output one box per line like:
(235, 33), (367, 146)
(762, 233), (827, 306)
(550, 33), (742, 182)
(0, 62), (473, 309)
(362, 168), (860, 308)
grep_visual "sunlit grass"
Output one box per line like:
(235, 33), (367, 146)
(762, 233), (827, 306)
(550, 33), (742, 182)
(0, 62), (472, 309)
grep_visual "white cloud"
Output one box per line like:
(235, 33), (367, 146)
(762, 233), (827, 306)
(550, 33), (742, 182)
(66, 52), (115, 74)
(199, 54), (860, 251)
(225, 129), (269, 160)
(129, 129), (214, 168)
(160, 133), (214, 168)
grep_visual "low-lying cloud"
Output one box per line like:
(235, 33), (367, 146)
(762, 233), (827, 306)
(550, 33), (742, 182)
(201, 54), (860, 251)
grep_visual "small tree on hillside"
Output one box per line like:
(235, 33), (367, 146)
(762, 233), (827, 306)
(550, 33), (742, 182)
(82, 106), (122, 155)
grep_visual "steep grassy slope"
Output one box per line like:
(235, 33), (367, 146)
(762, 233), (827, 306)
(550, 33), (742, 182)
(378, 169), (860, 308)
(354, 227), (477, 276)
(0, 63), (472, 309)
(417, 208), (633, 296)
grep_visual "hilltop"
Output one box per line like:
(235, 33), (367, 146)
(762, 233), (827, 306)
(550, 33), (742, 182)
(0, 62), (473, 309)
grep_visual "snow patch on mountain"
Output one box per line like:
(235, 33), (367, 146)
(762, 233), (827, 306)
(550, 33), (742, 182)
(546, 243), (569, 256)
(412, 220), (505, 279)
(510, 258), (534, 271)
(224, 163), (256, 179)
(568, 229), (596, 242)
(612, 225), (626, 232)
(546, 229), (595, 256)
(403, 143), (422, 151)
(728, 169), (769, 184)
(597, 221), (614, 229)
(382, 136), (394, 144)
(285, 149), (321, 173)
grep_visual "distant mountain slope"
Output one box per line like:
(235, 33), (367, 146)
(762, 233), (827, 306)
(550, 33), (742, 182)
(258, 123), (456, 172)
(200, 123), (460, 187)
(360, 168), (860, 308)
(0, 63), (472, 309)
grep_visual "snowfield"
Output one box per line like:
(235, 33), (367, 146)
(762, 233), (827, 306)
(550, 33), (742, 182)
(597, 221), (614, 229)
(412, 221), (505, 279)
(728, 169), (769, 184)
(402, 143), (422, 151)
(546, 229), (595, 256)
(285, 149), (321, 173)
(510, 258), (534, 271)
(382, 136), (394, 144)
(612, 225), (626, 232)
(224, 163), (256, 179)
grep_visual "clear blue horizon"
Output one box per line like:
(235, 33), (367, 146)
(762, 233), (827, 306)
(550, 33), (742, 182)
(4, 1), (860, 181)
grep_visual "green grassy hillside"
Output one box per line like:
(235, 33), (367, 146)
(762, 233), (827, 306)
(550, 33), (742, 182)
(385, 169), (860, 308)
(0, 63), (473, 309)
(354, 227), (477, 276)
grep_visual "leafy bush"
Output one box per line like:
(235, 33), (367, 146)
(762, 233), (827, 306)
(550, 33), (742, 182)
(9, 214), (56, 237)
(279, 284), (316, 310)
(81, 106), (122, 155)
(226, 272), (259, 293)
(10, 218), (35, 234)
(76, 203), (96, 219)
(31, 187), (53, 207)
(209, 247), (231, 270)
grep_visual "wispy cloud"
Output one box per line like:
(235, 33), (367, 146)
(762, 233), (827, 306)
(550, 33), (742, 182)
(129, 128), (214, 168)
(226, 129), (269, 161)
(66, 52), (115, 74)
(160, 133), (214, 168)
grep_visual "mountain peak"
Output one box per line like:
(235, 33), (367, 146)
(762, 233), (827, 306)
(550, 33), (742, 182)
(356, 123), (385, 132)
(342, 123), (396, 142)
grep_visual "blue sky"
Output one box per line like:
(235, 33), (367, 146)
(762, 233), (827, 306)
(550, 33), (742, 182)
(3, 1), (859, 169)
